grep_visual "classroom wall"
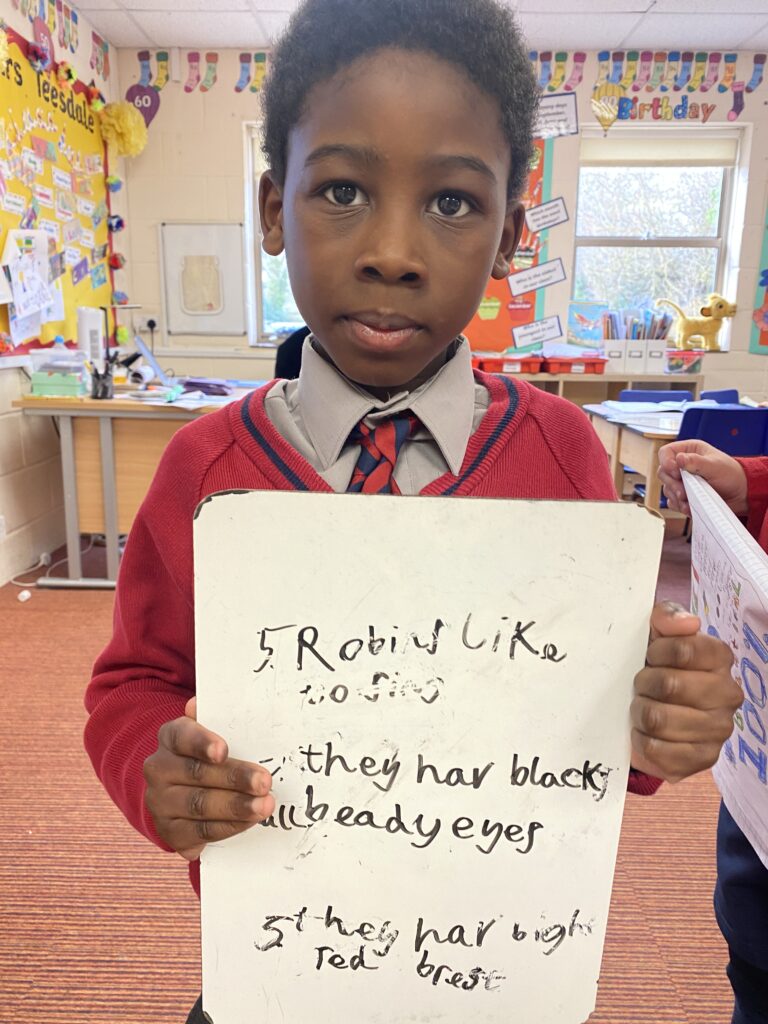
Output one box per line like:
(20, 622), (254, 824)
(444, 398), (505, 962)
(117, 46), (768, 397)
(0, 0), (114, 584)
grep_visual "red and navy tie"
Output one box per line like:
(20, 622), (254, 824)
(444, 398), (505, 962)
(346, 413), (419, 495)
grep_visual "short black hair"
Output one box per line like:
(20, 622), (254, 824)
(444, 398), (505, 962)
(262, 0), (539, 200)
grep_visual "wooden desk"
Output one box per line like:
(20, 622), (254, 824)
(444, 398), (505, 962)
(586, 406), (680, 510)
(16, 393), (251, 588)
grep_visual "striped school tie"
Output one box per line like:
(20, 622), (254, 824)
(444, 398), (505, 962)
(346, 412), (419, 495)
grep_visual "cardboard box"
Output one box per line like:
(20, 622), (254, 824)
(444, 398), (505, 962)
(644, 337), (667, 374)
(625, 339), (647, 373)
(604, 339), (627, 374)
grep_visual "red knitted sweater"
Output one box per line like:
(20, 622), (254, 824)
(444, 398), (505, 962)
(84, 374), (662, 894)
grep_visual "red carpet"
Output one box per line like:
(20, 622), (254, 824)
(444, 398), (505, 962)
(0, 529), (733, 1023)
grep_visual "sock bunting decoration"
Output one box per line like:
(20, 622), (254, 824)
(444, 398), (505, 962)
(235, 52), (251, 92)
(200, 52), (219, 92)
(673, 51), (694, 90)
(594, 50), (610, 89)
(608, 51), (624, 84)
(250, 51), (268, 92)
(728, 81), (745, 120)
(154, 50), (169, 91)
(645, 51), (667, 91)
(619, 50), (639, 90)
(563, 52), (585, 91)
(184, 51), (201, 93)
(746, 53), (766, 93)
(632, 50), (653, 91)
(547, 52), (567, 91)
(659, 51), (680, 91)
(687, 51), (708, 91)
(700, 52), (721, 92)
(537, 50), (552, 89)
(137, 49), (152, 87)
(718, 53), (738, 92)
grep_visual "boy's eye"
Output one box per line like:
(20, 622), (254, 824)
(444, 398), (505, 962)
(430, 193), (472, 218)
(324, 184), (365, 206)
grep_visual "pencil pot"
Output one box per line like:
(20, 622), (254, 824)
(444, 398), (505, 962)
(90, 372), (114, 399)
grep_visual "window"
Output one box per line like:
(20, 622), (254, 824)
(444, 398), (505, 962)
(244, 123), (304, 345)
(573, 129), (738, 315)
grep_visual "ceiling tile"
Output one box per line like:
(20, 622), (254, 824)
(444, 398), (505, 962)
(122, 0), (252, 9)
(252, 10), (293, 40)
(248, 0), (299, 11)
(86, 9), (152, 45)
(742, 21), (768, 47)
(652, 0), (768, 12)
(518, 12), (643, 49)
(622, 11), (768, 47)
(517, 0), (650, 10)
(130, 10), (265, 46)
(75, 0), (120, 10)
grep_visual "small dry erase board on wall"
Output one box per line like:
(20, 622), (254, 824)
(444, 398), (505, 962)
(194, 491), (664, 1024)
(159, 222), (246, 337)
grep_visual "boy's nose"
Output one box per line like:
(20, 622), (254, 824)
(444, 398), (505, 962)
(354, 223), (427, 286)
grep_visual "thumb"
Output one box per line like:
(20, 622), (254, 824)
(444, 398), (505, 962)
(676, 451), (715, 480)
(185, 696), (197, 719)
(650, 600), (700, 641)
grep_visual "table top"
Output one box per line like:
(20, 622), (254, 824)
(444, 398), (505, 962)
(585, 403), (681, 439)
(15, 389), (253, 416)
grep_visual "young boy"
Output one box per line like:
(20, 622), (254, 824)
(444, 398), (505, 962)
(659, 441), (768, 1024)
(85, 2), (740, 1019)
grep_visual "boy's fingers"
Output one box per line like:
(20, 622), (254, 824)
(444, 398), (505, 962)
(636, 663), (741, 711)
(645, 632), (734, 674)
(631, 694), (738, 743)
(158, 714), (228, 764)
(649, 601), (700, 641)
(166, 819), (257, 860)
(630, 731), (724, 784)
(160, 785), (275, 823)
(145, 746), (272, 796)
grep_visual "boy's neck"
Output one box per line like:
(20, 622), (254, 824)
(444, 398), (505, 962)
(310, 337), (457, 402)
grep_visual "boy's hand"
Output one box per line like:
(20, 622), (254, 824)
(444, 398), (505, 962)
(658, 439), (748, 517)
(631, 603), (741, 784)
(143, 697), (275, 861)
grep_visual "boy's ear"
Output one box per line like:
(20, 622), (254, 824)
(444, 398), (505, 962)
(491, 201), (526, 280)
(258, 170), (286, 256)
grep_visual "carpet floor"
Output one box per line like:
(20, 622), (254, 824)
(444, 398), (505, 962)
(0, 529), (734, 1024)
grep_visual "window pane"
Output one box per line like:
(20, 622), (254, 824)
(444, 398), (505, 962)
(261, 251), (304, 337)
(573, 245), (719, 310)
(576, 166), (725, 239)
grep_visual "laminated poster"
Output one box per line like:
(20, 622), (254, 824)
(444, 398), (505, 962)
(684, 471), (768, 868)
(195, 492), (664, 1024)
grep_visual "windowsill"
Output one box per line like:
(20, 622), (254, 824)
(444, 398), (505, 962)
(0, 356), (33, 369)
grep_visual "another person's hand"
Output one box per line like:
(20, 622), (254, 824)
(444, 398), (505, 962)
(631, 602), (741, 784)
(143, 697), (274, 860)
(658, 439), (748, 517)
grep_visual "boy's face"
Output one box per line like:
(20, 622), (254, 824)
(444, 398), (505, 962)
(260, 49), (525, 393)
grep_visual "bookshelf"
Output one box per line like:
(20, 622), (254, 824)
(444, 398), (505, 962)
(511, 372), (703, 407)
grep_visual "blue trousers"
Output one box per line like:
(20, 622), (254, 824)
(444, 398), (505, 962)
(728, 949), (768, 1024)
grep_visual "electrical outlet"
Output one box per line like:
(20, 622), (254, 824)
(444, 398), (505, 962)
(40, 551), (52, 566)
(136, 314), (160, 333)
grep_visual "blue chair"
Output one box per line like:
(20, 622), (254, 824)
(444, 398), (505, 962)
(700, 388), (739, 404)
(677, 406), (768, 455)
(618, 388), (694, 403)
(633, 407), (768, 511)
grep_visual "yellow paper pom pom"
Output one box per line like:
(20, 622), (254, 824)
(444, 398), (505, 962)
(98, 101), (148, 158)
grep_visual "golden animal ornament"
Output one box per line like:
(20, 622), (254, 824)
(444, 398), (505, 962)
(656, 294), (737, 351)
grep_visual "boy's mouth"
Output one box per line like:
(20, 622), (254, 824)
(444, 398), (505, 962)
(342, 312), (422, 351)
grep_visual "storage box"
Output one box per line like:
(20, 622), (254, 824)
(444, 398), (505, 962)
(478, 355), (544, 374)
(30, 370), (86, 396)
(645, 337), (667, 374)
(665, 349), (705, 374)
(541, 357), (608, 375)
(603, 339), (627, 374)
(625, 339), (647, 372)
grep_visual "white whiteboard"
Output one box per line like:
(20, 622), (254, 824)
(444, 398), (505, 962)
(194, 492), (664, 1024)
(160, 222), (246, 336)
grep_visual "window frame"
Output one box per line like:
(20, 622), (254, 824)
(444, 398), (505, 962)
(572, 127), (739, 312)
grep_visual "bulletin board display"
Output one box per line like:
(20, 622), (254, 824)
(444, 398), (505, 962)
(464, 138), (553, 355)
(1, 29), (112, 349)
